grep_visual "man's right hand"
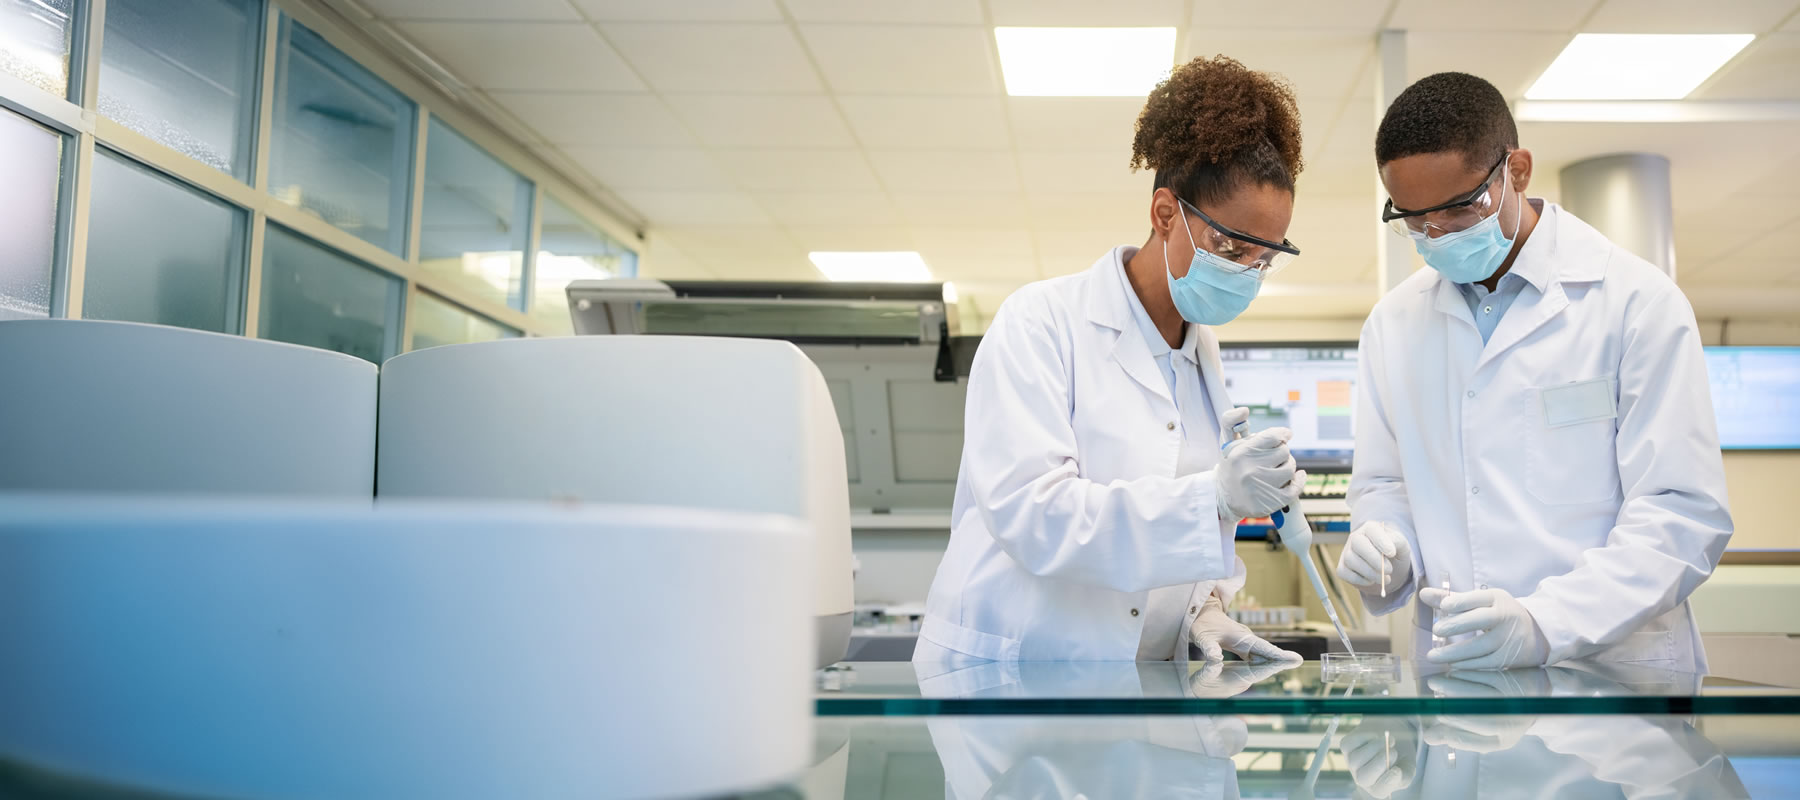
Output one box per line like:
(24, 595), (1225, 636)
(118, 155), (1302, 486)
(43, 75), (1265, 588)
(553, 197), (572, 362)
(1338, 521), (1411, 596)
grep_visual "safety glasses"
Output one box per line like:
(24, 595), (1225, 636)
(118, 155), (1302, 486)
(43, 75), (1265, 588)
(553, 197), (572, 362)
(1381, 153), (1510, 238)
(1180, 198), (1301, 277)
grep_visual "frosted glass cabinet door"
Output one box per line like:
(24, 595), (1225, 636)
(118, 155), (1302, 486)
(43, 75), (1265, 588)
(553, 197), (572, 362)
(259, 226), (403, 364)
(83, 150), (247, 333)
(99, 0), (262, 178)
(268, 17), (415, 256)
(419, 119), (531, 311)
(0, 109), (61, 321)
(410, 292), (517, 351)
(0, 0), (74, 97)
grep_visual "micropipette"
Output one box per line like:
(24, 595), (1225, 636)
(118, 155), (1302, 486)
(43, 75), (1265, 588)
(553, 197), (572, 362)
(1226, 419), (1357, 656)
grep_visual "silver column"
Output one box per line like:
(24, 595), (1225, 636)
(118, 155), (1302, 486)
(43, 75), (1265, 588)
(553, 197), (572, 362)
(1558, 153), (1676, 277)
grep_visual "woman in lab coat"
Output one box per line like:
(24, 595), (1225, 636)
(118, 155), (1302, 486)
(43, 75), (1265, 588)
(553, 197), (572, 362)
(915, 56), (1309, 663)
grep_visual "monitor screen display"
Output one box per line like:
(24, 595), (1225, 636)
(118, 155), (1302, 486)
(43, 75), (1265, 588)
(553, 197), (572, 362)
(1218, 343), (1358, 470)
(1705, 346), (1800, 450)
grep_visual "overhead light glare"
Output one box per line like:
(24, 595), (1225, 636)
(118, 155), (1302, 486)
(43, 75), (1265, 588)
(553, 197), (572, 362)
(809, 251), (934, 283)
(1525, 33), (1754, 100)
(994, 27), (1175, 97)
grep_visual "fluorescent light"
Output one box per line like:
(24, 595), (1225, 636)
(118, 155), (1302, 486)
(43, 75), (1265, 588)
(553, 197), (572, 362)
(994, 27), (1175, 97)
(1526, 33), (1754, 100)
(809, 252), (934, 283)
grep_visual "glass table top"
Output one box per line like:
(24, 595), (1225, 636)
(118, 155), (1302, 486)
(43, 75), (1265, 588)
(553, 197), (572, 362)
(754, 713), (1795, 799)
(817, 660), (1800, 717)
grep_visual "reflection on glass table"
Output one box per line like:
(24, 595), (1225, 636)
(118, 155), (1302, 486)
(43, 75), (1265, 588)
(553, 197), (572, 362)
(817, 660), (1800, 717)
(755, 714), (1780, 799)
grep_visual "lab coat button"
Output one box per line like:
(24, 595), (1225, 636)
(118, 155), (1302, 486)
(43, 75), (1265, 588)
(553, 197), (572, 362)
(1471, 486), (1480, 495)
(1166, 421), (1176, 431)
(1467, 390), (1476, 398)
(1480, 584), (1489, 590)
(1190, 605), (1198, 615)
(1130, 608), (1140, 617)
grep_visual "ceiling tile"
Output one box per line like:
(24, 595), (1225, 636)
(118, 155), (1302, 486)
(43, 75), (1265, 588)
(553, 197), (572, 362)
(927, 255), (1042, 280)
(1694, 33), (1800, 100)
(1788, 11), (1800, 32)
(800, 25), (1000, 94)
(1007, 97), (1145, 151)
(866, 150), (1022, 192)
(573, 0), (782, 22)
(492, 92), (696, 146)
(757, 191), (901, 226)
(783, 0), (983, 24)
(560, 147), (723, 191)
(989, 0), (1184, 26)
(1390, 0), (1598, 31)
(784, 226), (918, 251)
(1582, 0), (1796, 33)
(837, 95), (1012, 149)
(1035, 231), (1130, 276)
(893, 192), (1031, 226)
(1017, 151), (1152, 194)
(664, 95), (855, 147)
(1025, 193), (1149, 233)
(1189, 0), (1389, 30)
(1406, 32), (1574, 97)
(396, 23), (644, 91)
(715, 148), (882, 191)
(912, 228), (1036, 257)
(616, 189), (773, 226)
(601, 23), (821, 93)
(657, 225), (799, 257)
(1184, 32), (1373, 100)
(366, 0), (579, 21)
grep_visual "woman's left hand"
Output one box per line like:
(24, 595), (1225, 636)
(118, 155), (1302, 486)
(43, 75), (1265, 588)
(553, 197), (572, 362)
(1190, 596), (1304, 663)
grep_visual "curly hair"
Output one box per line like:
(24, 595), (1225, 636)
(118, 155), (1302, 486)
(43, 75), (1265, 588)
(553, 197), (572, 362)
(1375, 72), (1517, 169)
(1130, 55), (1304, 206)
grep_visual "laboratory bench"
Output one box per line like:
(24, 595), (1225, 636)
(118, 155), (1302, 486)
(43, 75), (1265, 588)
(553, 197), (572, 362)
(752, 659), (1800, 798)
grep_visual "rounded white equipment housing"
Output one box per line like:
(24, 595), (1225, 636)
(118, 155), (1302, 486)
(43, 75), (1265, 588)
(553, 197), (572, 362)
(376, 336), (855, 667)
(0, 497), (814, 799)
(0, 319), (376, 496)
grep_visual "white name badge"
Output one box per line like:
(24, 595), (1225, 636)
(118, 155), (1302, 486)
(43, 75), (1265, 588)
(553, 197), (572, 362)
(1540, 376), (1617, 428)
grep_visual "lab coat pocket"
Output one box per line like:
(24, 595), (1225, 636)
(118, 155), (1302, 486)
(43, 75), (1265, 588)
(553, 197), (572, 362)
(920, 616), (1022, 662)
(1525, 377), (1621, 506)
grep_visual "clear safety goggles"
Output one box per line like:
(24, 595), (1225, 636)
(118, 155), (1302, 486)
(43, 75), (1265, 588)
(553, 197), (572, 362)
(1180, 197), (1301, 277)
(1381, 153), (1510, 238)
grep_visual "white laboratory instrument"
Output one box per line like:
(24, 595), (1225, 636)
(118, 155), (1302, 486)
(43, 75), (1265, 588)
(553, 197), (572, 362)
(376, 335), (855, 667)
(0, 319), (376, 496)
(1224, 418), (1356, 655)
(0, 496), (815, 799)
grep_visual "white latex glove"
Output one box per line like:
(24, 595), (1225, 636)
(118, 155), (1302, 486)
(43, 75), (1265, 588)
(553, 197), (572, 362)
(1337, 521), (1411, 596)
(1216, 425), (1303, 520)
(1421, 672), (1544, 753)
(1419, 587), (1550, 670)
(1341, 716), (1419, 799)
(1189, 595), (1304, 664)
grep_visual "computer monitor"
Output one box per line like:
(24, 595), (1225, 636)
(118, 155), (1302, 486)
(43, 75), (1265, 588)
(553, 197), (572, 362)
(1218, 342), (1358, 471)
(1704, 346), (1800, 450)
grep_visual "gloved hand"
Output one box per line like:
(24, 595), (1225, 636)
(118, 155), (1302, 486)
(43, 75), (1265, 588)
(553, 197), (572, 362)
(1190, 595), (1304, 664)
(1419, 587), (1550, 670)
(1421, 671), (1544, 753)
(1337, 521), (1412, 597)
(1216, 422), (1303, 520)
(1341, 716), (1419, 799)
(1185, 654), (1298, 698)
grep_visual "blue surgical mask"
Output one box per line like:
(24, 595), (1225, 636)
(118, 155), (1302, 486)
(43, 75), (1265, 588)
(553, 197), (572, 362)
(1163, 211), (1262, 325)
(1412, 176), (1521, 284)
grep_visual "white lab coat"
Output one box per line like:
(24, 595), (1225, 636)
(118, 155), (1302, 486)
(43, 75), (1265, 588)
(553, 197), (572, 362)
(1351, 202), (1733, 672)
(916, 660), (1244, 800)
(917, 246), (1246, 662)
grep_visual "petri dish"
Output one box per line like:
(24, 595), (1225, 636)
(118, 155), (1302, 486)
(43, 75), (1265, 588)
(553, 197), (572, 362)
(1322, 652), (1398, 684)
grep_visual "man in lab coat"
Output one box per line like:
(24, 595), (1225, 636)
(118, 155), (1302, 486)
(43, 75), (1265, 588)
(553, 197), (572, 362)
(1339, 72), (1733, 672)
